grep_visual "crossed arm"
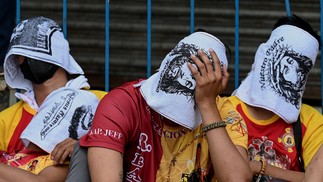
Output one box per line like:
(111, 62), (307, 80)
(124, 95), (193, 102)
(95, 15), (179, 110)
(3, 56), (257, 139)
(0, 138), (76, 182)
(0, 163), (68, 182)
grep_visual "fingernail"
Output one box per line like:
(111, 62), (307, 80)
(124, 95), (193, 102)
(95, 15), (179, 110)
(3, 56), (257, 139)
(209, 48), (214, 52)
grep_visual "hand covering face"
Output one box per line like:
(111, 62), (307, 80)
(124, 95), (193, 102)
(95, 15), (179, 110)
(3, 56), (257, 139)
(140, 32), (228, 129)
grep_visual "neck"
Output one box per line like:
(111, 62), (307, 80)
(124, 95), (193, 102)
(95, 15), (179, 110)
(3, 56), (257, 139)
(162, 116), (182, 128)
(33, 68), (68, 106)
(246, 104), (275, 120)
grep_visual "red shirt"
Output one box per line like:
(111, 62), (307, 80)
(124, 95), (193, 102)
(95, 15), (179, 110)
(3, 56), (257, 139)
(80, 80), (163, 181)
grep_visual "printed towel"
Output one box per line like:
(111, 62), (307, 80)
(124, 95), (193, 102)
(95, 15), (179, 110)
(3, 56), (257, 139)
(140, 31), (228, 130)
(236, 25), (319, 123)
(20, 79), (98, 153)
(4, 16), (83, 92)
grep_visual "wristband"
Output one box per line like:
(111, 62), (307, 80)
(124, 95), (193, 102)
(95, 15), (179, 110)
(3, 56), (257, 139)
(255, 158), (267, 182)
(202, 121), (226, 133)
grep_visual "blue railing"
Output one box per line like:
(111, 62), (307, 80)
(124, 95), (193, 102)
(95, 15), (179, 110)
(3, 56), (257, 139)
(15, 0), (323, 112)
(146, 0), (151, 78)
(63, 0), (68, 38)
(105, 0), (110, 92)
(234, 0), (240, 89)
(321, 0), (323, 112)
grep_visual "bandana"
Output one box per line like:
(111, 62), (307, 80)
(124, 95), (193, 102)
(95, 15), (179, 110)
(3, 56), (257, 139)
(235, 25), (319, 123)
(140, 32), (228, 130)
(3, 16), (83, 92)
(20, 86), (99, 153)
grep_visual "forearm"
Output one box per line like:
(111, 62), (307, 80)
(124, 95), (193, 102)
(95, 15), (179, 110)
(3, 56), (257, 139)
(0, 163), (68, 182)
(250, 160), (304, 182)
(0, 163), (37, 182)
(200, 104), (252, 181)
(304, 145), (323, 182)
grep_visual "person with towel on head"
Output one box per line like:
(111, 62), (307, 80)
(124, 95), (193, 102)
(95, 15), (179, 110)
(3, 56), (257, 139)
(0, 16), (106, 181)
(66, 31), (253, 182)
(218, 14), (323, 181)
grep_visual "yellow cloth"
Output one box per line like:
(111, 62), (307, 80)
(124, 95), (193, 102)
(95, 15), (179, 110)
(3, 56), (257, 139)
(155, 96), (246, 181)
(218, 95), (323, 169)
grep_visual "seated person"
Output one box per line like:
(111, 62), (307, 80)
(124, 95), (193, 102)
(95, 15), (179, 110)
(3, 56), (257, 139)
(0, 16), (106, 181)
(66, 31), (252, 181)
(218, 14), (323, 181)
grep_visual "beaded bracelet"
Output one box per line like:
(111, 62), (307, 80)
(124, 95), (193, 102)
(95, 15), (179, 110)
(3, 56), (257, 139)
(202, 121), (226, 133)
(255, 158), (267, 182)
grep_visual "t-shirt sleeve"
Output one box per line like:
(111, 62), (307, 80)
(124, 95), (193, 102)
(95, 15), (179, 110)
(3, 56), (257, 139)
(300, 104), (323, 168)
(80, 87), (139, 154)
(217, 96), (248, 150)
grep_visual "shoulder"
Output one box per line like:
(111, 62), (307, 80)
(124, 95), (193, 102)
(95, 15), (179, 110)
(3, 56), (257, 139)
(0, 100), (34, 118)
(300, 103), (323, 127)
(300, 104), (320, 114)
(88, 90), (107, 100)
(96, 80), (147, 111)
(217, 96), (242, 116)
(300, 104), (322, 120)
(218, 96), (245, 125)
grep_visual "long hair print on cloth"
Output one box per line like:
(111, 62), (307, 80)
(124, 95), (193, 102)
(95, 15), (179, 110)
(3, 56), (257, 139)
(39, 90), (95, 140)
(259, 39), (313, 109)
(156, 43), (213, 101)
(68, 105), (94, 139)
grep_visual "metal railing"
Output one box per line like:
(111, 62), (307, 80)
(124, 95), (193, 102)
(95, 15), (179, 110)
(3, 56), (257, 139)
(14, 0), (323, 112)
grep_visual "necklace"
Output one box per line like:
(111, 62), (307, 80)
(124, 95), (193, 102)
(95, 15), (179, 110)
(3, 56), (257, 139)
(150, 109), (187, 166)
(162, 120), (187, 166)
(149, 108), (206, 182)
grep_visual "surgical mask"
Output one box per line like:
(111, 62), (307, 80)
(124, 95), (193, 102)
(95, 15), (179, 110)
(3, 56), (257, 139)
(19, 57), (59, 84)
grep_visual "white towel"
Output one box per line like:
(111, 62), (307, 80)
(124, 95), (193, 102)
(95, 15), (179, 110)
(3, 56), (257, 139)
(236, 25), (319, 123)
(15, 75), (90, 111)
(3, 16), (83, 92)
(20, 85), (99, 153)
(140, 32), (228, 130)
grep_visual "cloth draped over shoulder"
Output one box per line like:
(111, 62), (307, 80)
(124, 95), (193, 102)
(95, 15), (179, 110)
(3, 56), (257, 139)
(20, 76), (99, 153)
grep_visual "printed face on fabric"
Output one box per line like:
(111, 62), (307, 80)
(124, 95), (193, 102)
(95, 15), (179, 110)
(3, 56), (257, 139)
(140, 31), (228, 129)
(156, 42), (213, 101)
(259, 40), (313, 109)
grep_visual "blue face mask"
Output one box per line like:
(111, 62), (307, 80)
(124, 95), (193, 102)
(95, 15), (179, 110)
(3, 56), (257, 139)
(19, 57), (59, 84)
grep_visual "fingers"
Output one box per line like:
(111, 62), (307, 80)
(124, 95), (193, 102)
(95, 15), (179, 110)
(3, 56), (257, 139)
(188, 49), (224, 80)
(209, 48), (221, 77)
(187, 48), (229, 92)
(51, 138), (77, 165)
(221, 64), (230, 89)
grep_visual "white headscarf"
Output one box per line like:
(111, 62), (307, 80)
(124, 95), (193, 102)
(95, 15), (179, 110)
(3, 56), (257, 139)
(140, 32), (228, 130)
(236, 25), (319, 123)
(3, 16), (83, 92)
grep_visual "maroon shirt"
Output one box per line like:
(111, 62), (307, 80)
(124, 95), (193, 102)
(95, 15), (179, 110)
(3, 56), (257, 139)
(80, 79), (163, 181)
